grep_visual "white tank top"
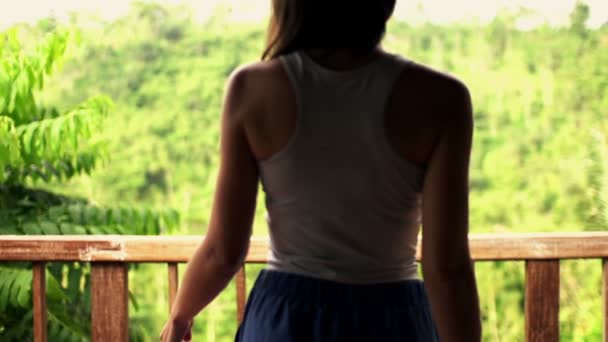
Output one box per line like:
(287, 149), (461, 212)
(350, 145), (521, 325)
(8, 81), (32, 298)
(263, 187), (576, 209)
(258, 50), (424, 284)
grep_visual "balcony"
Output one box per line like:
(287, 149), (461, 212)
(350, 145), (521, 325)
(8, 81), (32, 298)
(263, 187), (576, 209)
(1, 232), (608, 342)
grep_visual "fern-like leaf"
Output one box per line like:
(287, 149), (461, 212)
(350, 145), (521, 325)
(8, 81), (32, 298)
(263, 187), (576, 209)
(15, 96), (112, 166)
(0, 266), (32, 311)
(0, 116), (22, 181)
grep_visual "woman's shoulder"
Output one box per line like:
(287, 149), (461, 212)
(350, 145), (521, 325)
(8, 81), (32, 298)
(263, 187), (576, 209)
(387, 53), (468, 96)
(226, 59), (290, 102)
(229, 58), (286, 85)
(223, 59), (293, 123)
(224, 58), (286, 94)
(390, 54), (470, 109)
(385, 53), (471, 131)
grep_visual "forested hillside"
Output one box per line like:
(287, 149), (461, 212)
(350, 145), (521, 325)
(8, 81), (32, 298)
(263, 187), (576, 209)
(1, 1), (607, 341)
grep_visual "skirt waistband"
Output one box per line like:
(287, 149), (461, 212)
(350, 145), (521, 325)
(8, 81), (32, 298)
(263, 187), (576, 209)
(252, 269), (430, 309)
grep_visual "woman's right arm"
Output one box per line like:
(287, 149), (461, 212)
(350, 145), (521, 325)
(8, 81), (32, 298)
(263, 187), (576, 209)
(420, 80), (481, 342)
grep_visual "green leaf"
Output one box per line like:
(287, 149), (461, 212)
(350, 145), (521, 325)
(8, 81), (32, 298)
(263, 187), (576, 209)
(70, 224), (87, 235)
(87, 226), (103, 235)
(69, 116), (78, 150)
(7, 27), (20, 51)
(67, 204), (84, 223)
(128, 290), (139, 311)
(45, 40), (56, 74)
(71, 113), (83, 145)
(0, 93), (5, 114)
(0, 289), (7, 313)
(120, 207), (132, 224)
(84, 205), (101, 225)
(20, 123), (38, 156)
(47, 303), (88, 339)
(130, 209), (143, 231)
(7, 270), (25, 306)
(7, 82), (17, 113)
(0, 270), (16, 311)
(110, 207), (122, 224)
(162, 209), (180, 232)
(66, 266), (82, 294)
(58, 159), (75, 179)
(47, 206), (68, 222)
(50, 116), (64, 155)
(16, 271), (32, 307)
(57, 327), (71, 342)
(22, 221), (42, 234)
(46, 273), (67, 302)
(39, 220), (61, 235)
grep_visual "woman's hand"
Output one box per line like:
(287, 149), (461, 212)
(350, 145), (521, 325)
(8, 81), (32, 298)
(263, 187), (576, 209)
(160, 318), (193, 342)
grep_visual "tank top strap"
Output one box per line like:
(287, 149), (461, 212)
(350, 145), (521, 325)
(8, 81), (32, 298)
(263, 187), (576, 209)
(370, 53), (416, 162)
(279, 51), (305, 116)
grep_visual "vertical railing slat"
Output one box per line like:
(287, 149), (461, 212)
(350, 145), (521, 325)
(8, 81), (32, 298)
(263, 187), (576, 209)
(603, 258), (608, 342)
(525, 259), (560, 342)
(91, 262), (129, 342)
(235, 265), (247, 324)
(33, 262), (47, 342)
(168, 262), (179, 313)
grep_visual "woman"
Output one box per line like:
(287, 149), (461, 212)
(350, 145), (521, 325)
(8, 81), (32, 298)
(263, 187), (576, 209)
(161, 0), (481, 341)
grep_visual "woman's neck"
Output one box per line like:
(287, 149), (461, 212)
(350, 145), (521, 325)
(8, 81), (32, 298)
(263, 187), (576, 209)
(302, 47), (384, 71)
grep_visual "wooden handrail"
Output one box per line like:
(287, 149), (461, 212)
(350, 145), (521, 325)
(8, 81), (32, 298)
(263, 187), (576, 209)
(1, 232), (608, 342)
(2, 232), (608, 262)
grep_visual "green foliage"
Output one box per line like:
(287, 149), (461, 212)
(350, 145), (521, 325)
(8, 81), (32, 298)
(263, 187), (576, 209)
(0, 262), (91, 341)
(0, 116), (21, 174)
(0, 24), (180, 341)
(0, 28), (112, 184)
(0, 185), (179, 236)
(0, 266), (32, 312)
(570, 1), (591, 37)
(0, 27), (70, 127)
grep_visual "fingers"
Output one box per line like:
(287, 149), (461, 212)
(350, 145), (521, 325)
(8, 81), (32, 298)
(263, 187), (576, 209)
(159, 322), (167, 341)
(159, 320), (192, 342)
(184, 320), (193, 341)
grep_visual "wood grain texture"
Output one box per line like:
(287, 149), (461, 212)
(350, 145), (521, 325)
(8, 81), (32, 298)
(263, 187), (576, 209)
(7, 234), (607, 341)
(235, 265), (247, 324)
(525, 260), (559, 342)
(2, 232), (608, 262)
(168, 262), (178, 314)
(604, 259), (608, 342)
(32, 262), (47, 342)
(91, 263), (129, 342)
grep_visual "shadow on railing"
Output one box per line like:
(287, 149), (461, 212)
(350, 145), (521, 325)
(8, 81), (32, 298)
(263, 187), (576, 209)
(1, 232), (608, 342)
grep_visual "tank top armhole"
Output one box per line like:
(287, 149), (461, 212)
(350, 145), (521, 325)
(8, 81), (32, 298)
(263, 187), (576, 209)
(259, 53), (304, 165)
(378, 57), (426, 178)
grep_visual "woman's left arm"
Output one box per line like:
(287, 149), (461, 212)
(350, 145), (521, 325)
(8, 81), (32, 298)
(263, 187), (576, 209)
(161, 67), (259, 341)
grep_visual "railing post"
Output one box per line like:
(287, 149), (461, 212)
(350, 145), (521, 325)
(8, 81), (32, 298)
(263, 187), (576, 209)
(603, 258), (608, 342)
(235, 265), (247, 324)
(525, 259), (559, 342)
(91, 262), (129, 342)
(32, 262), (47, 342)
(168, 262), (179, 313)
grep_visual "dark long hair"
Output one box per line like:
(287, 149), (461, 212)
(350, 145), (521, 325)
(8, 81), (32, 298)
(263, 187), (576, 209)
(262, 0), (396, 60)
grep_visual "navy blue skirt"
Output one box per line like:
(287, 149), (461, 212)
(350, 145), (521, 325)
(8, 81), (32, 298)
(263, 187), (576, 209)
(235, 270), (439, 341)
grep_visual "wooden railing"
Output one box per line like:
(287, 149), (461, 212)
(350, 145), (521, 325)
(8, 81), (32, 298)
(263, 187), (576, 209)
(1, 232), (608, 342)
